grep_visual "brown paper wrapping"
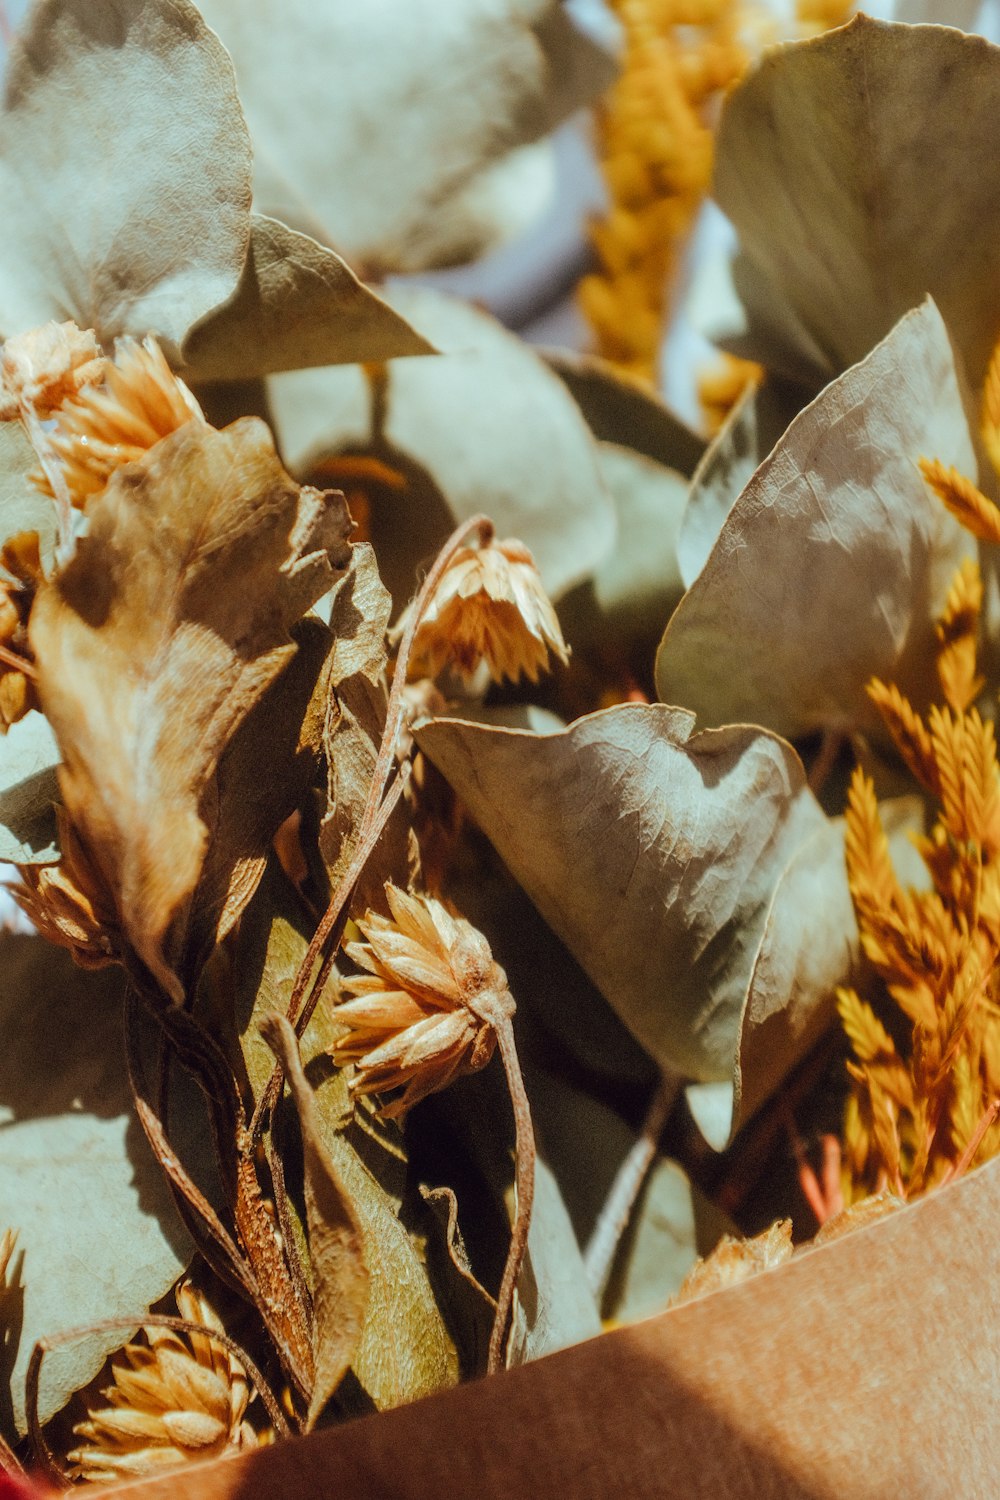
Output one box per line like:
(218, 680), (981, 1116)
(102, 1156), (1000, 1498)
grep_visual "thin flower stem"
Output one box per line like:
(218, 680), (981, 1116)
(583, 1070), (681, 1301)
(0, 1429), (23, 1477)
(489, 1018), (535, 1375)
(0, 642), (36, 679)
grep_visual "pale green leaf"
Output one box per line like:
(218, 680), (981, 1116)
(714, 18), (1000, 388)
(0, 934), (191, 1436)
(0, 0), (251, 357)
(268, 288), (615, 604)
(657, 301), (975, 740)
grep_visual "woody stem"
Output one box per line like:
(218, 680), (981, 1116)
(489, 1017), (535, 1375)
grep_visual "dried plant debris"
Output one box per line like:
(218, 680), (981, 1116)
(7, 1), (1000, 1487)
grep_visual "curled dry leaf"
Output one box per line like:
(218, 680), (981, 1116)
(417, 704), (852, 1124)
(262, 1015), (369, 1432)
(234, 869), (458, 1409)
(0, 934), (194, 1437)
(656, 300), (975, 741)
(181, 215), (434, 382)
(194, 0), (614, 274)
(320, 543), (414, 915)
(29, 418), (351, 1000)
(0, 0), (251, 358)
(269, 288), (615, 605)
(713, 17), (1000, 389)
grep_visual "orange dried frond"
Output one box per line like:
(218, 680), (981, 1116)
(934, 557), (984, 713)
(865, 677), (937, 792)
(927, 703), (1000, 853)
(843, 767), (902, 921)
(836, 987), (897, 1064)
(918, 456), (1000, 544)
(981, 335), (1000, 480)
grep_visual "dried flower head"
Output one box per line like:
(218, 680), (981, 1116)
(406, 536), (569, 685)
(333, 884), (515, 1119)
(672, 1220), (794, 1306)
(0, 321), (104, 422)
(68, 1281), (260, 1485)
(32, 333), (203, 511)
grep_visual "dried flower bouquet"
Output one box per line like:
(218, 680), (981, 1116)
(2, 2), (1000, 1496)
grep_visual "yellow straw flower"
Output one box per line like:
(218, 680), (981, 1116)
(333, 884), (516, 1120)
(32, 331), (203, 511)
(68, 1281), (260, 1485)
(0, 320), (104, 421)
(406, 536), (569, 685)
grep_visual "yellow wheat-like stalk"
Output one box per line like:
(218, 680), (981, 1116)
(919, 457), (1000, 544)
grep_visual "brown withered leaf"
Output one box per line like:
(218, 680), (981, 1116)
(418, 705), (851, 1120)
(320, 543), (413, 914)
(0, 0), (251, 358)
(182, 215), (434, 382)
(234, 867), (459, 1409)
(262, 1014), (369, 1432)
(714, 17), (1000, 389)
(29, 419), (351, 1000)
(269, 288), (615, 606)
(657, 301), (975, 742)
(194, 0), (613, 274)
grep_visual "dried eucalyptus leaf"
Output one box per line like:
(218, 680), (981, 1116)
(194, 0), (613, 273)
(603, 1157), (733, 1325)
(545, 349), (707, 477)
(656, 301), (975, 741)
(0, 423), (53, 565)
(29, 419), (351, 999)
(0, 934), (191, 1436)
(269, 288), (615, 604)
(0, 0), (252, 356)
(320, 544), (412, 912)
(234, 871), (458, 1409)
(182, 216), (434, 383)
(418, 705), (847, 1103)
(507, 1157), (601, 1368)
(589, 443), (689, 632)
(263, 1015), (369, 1431)
(676, 378), (798, 590)
(0, 710), (59, 863)
(714, 17), (1000, 388)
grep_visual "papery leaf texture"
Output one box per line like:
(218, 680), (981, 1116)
(0, 0), (251, 357)
(507, 1157), (602, 1369)
(657, 300), (975, 741)
(263, 1015), (369, 1432)
(714, 17), (1000, 389)
(418, 704), (853, 1124)
(193, 0), (613, 273)
(0, 934), (193, 1436)
(269, 287), (615, 605)
(181, 215), (434, 382)
(234, 870), (458, 1409)
(29, 418), (351, 1000)
(0, 422), (54, 565)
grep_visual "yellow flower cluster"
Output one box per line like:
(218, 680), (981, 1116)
(580, 0), (852, 407)
(838, 427), (1000, 1199)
